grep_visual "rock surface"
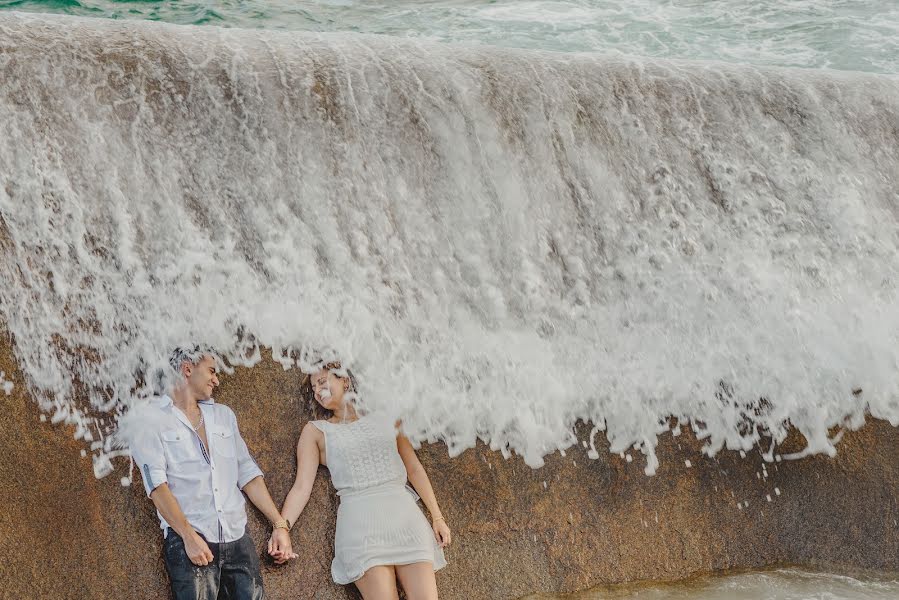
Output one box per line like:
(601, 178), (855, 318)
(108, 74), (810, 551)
(1, 339), (897, 599)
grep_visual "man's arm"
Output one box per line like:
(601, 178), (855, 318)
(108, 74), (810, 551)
(241, 476), (286, 526)
(149, 484), (214, 566)
(230, 410), (296, 563)
(241, 468), (297, 565)
(128, 410), (213, 567)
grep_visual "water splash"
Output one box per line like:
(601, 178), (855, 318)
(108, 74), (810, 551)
(0, 371), (13, 395)
(0, 13), (897, 475)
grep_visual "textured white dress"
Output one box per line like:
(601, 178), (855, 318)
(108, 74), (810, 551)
(311, 415), (447, 584)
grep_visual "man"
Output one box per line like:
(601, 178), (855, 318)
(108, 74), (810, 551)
(130, 346), (296, 599)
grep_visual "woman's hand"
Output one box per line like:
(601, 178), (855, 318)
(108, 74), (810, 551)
(432, 518), (452, 548)
(268, 528), (297, 565)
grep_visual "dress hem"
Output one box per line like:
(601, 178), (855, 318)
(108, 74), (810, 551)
(335, 555), (447, 585)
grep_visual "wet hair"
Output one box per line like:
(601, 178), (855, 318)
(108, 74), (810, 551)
(168, 345), (216, 372)
(300, 361), (358, 419)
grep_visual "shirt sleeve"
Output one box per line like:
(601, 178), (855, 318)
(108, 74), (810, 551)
(230, 409), (264, 488)
(129, 426), (168, 498)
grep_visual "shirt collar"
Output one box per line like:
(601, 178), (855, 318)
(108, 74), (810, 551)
(155, 394), (216, 408)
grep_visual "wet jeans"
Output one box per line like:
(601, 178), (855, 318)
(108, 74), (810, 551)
(163, 530), (266, 600)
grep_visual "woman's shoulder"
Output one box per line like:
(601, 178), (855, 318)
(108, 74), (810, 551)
(301, 420), (328, 436)
(297, 421), (326, 452)
(300, 421), (328, 440)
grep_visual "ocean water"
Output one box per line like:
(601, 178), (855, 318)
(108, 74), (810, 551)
(525, 569), (899, 599)
(1, 0), (898, 73)
(0, 6), (897, 473)
(0, 2), (897, 599)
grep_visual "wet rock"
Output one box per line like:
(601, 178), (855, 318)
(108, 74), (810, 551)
(0, 342), (896, 599)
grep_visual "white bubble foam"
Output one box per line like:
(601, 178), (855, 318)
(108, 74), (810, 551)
(0, 371), (12, 395)
(0, 15), (896, 477)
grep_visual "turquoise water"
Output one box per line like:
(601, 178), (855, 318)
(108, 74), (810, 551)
(1, 0), (898, 72)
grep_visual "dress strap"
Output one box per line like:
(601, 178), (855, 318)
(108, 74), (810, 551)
(309, 420), (328, 432)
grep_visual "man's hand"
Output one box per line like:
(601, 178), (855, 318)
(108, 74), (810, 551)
(268, 528), (297, 565)
(148, 485), (213, 566)
(184, 531), (215, 566)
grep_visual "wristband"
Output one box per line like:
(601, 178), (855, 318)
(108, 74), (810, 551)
(273, 519), (290, 531)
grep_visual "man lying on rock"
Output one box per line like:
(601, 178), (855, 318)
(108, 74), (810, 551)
(130, 346), (296, 599)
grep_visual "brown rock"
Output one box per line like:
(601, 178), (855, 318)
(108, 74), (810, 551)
(0, 339), (896, 599)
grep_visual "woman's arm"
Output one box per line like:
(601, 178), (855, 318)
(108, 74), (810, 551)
(269, 422), (323, 563)
(397, 433), (452, 547)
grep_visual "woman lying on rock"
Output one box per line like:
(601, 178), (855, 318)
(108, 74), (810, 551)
(270, 361), (450, 600)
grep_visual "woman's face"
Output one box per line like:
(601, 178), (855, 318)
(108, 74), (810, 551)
(311, 368), (346, 411)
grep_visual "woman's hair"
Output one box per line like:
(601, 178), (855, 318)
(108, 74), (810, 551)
(300, 361), (358, 419)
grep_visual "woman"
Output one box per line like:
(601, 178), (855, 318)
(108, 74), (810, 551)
(271, 362), (450, 600)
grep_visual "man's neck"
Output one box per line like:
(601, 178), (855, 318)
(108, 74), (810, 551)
(171, 386), (200, 413)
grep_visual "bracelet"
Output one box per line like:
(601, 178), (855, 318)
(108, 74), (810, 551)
(432, 516), (446, 523)
(273, 519), (290, 531)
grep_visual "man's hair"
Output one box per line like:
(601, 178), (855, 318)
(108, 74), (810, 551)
(168, 345), (216, 372)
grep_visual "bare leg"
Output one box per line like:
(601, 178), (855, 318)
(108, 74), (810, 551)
(354, 565), (399, 600)
(396, 562), (438, 600)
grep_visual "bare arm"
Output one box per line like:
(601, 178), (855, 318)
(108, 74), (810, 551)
(280, 422), (323, 527)
(244, 476), (297, 564)
(242, 476), (286, 526)
(267, 423), (322, 564)
(397, 433), (452, 547)
(150, 483), (194, 537)
(149, 483), (214, 565)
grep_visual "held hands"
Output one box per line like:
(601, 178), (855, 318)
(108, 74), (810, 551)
(185, 531), (215, 566)
(268, 528), (298, 565)
(432, 517), (452, 548)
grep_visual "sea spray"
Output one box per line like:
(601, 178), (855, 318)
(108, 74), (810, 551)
(0, 13), (897, 475)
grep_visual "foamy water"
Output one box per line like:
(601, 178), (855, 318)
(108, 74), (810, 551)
(0, 13), (897, 478)
(529, 569), (899, 600)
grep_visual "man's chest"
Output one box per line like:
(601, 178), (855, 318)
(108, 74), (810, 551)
(161, 422), (238, 473)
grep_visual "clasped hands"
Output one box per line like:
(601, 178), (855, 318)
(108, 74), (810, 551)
(268, 527), (298, 565)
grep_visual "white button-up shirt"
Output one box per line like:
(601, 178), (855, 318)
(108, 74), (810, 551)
(129, 395), (264, 543)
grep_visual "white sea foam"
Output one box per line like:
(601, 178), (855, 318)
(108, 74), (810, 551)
(0, 371), (13, 395)
(0, 13), (897, 475)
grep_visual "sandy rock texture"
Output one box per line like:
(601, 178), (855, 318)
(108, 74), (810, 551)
(1, 342), (896, 599)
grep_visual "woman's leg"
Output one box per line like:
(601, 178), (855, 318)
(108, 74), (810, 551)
(353, 565), (399, 600)
(395, 562), (438, 600)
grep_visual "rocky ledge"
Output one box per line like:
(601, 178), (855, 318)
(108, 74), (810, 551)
(1, 343), (896, 599)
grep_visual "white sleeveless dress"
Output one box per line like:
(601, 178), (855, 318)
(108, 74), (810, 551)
(311, 415), (447, 584)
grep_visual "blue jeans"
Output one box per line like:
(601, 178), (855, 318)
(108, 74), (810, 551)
(163, 530), (266, 600)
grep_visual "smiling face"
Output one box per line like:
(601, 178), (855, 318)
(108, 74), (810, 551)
(310, 367), (349, 413)
(181, 354), (220, 401)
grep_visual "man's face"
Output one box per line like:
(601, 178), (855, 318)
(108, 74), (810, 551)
(184, 355), (219, 400)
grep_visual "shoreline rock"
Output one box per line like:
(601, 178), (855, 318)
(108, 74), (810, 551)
(0, 343), (896, 599)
